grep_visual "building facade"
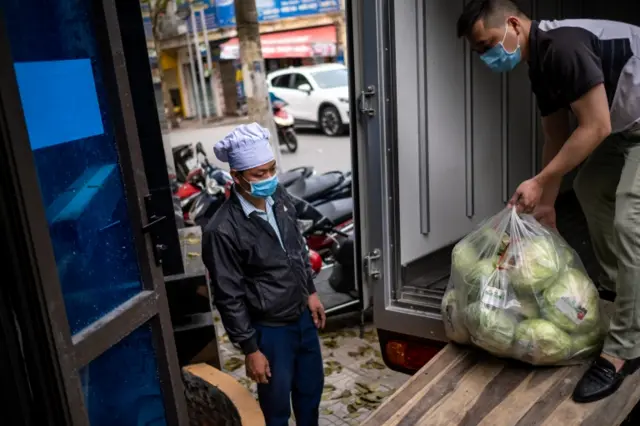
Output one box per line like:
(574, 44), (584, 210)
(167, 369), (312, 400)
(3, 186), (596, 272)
(145, 0), (347, 120)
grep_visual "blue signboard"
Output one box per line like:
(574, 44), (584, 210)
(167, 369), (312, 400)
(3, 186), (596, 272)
(212, 0), (340, 29)
(214, 0), (235, 27)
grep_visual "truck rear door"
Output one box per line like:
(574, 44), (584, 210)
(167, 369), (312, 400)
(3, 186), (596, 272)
(349, 0), (538, 346)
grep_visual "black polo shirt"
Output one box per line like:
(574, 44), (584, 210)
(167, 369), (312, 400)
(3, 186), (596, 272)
(528, 19), (640, 133)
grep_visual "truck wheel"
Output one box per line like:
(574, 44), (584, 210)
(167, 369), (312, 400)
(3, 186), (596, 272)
(320, 105), (344, 137)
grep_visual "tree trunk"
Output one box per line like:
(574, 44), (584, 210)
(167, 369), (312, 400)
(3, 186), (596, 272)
(234, 0), (282, 168)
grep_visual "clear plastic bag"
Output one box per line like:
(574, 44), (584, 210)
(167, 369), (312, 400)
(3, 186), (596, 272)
(441, 208), (605, 366)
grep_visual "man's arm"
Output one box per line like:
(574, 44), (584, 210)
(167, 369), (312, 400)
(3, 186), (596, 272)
(539, 108), (571, 206)
(202, 229), (258, 355)
(535, 83), (611, 187)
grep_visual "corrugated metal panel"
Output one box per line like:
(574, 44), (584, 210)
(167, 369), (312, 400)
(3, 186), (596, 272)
(396, 0), (534, 265)
(392, 0), (640, 293)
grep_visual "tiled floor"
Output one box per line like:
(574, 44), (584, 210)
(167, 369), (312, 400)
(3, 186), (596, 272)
(213, 313), (409, 425)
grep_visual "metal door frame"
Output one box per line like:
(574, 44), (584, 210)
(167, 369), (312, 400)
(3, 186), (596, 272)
(350, 0), (452, 339)
(0, 1), (188, 424)
(350, 0), (400, 317)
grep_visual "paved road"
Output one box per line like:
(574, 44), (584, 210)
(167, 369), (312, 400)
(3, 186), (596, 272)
(167, 124), (353, 174)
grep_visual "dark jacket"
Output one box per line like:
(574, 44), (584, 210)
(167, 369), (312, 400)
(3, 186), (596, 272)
(202, 185), (316, 355)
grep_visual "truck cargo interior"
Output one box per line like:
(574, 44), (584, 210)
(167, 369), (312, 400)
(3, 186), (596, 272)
(347, 0), (640, 373)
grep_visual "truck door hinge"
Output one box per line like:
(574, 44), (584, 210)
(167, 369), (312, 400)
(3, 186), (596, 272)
(358, 85), (376, 118)
(142, 194), (167, 266)
(364, 249), (382, 280)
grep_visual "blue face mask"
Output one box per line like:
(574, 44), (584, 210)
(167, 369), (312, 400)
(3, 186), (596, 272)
(480, 23), (521, 73)
(245, 174), (279, 198)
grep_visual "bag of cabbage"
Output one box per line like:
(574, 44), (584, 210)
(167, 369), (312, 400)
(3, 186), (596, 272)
(441, 207), (604, 366)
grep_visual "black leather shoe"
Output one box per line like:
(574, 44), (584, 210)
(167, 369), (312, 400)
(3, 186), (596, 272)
(573, 357), (640, 403)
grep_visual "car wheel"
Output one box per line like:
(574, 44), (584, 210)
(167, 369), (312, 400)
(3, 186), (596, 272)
(320, 105), (343, 137)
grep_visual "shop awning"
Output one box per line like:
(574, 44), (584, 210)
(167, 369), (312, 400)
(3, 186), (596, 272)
(220, 25), (337, 60)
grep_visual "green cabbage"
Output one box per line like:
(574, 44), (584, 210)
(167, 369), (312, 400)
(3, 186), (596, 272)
(474, 227), (504, 253)
(509, 236), (562, 296)
(441, 290), (470, 344)
(512, 319), (572, 365)
(465, 302), (516, 356)
(571, 327), (604, 357)
(542, 268), (599, 334)
(452, 241), (479, 277)
(549, 233), (575, 267)
(560, 245), (574, 267)
(509, 297), (540, 320)
(462, 258), (499, 303)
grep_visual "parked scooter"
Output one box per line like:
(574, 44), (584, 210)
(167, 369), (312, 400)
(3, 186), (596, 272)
(272, 98), (298, 153)
(172, 142), (234, 223)
(327, 226), (357, 296)
(286, 169), (353, 206)
(279, 166), (314, 187)
(186, 175), (227, 228)
(292, 195), (354, 261)
(172, 144), (199, 183)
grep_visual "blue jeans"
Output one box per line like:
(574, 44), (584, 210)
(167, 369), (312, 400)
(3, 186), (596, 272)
(255, 310), (324, 426)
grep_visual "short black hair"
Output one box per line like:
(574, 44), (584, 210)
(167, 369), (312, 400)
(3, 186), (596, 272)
(456, 0), (524, 38)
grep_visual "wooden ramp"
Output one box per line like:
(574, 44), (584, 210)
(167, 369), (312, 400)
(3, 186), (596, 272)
(363, 343), (640, 426)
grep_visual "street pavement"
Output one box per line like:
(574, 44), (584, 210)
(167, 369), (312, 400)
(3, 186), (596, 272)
(167, 123), (353, 174)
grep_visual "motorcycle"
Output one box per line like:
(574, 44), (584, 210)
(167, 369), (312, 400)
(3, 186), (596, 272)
(272, 98), (298, 153)
(327, 226), (357, 296)
(286, 169), (353, 206)
(292, 195), (354, 261)
(186, 175), (227, 228)
(279, 166), (314, 187)
(172, 144), (199, 183)
(173, 142), (234, 223)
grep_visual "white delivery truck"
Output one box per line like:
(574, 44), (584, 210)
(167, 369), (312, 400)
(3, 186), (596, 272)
(344, 0), (640, 424)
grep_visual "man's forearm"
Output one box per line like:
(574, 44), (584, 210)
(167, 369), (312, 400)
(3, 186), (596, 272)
(535, 125), (608, 190)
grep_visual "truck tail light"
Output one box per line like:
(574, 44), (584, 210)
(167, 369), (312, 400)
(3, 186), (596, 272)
(385, 340), (443, 372)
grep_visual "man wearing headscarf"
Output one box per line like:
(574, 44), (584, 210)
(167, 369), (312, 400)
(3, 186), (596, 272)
(202, 123), (325, 426)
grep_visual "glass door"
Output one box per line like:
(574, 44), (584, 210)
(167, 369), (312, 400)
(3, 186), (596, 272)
(0, 0), (187, 424)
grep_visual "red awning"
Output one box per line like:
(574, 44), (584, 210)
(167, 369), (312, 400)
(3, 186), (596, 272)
(220, 25), (337, 60)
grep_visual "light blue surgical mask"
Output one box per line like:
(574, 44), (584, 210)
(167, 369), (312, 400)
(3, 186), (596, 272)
(480, 23), (521, 73)
(244, 174), (279, 198)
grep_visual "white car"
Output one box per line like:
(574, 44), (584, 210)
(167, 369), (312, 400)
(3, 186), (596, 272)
(267, 64), (350, 137)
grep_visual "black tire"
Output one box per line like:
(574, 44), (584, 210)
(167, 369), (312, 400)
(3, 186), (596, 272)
(284, 129), (298, 152)
(319, 105), (344, 137)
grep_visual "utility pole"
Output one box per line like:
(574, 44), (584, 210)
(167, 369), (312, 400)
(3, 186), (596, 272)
(190, 7), (210, 118)
(233, 0), (282, 168)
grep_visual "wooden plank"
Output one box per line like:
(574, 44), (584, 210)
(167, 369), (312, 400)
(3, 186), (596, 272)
(364, 301), (640, 426)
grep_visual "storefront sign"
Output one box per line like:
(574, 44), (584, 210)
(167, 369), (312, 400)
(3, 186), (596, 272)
(220, 25), (337, 60)
(214, 0), (340, 28)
